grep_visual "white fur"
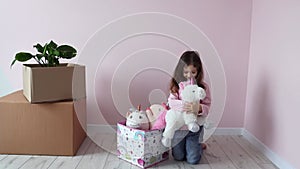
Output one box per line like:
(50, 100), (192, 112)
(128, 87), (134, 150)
(126, 109), (150, 130)
(162, 85), (206, 147)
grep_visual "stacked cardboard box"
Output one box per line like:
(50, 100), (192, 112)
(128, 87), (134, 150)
(23, 63), (86, 103)
(0, 64), (87, 156)
(0, 91), (86, 156)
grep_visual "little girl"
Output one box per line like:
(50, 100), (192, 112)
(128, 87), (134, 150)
(152, 51), (211, 164)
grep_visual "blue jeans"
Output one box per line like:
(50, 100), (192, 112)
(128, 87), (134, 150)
(171, 126), (203, 164)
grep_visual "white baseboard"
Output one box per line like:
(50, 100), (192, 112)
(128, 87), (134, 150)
(87, 124), (245, 135)
(86, 124), (294, 169)
(213, 127), (244, 135)
(242, 129), (295, 169)
(87, 124), (117, 135)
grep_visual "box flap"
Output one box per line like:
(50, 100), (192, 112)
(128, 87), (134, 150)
(23, 65), (32, 102)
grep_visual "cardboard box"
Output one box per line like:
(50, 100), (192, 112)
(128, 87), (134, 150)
(117, 121), (169, 168)
(0, 90), (87, 156)
(23, 63), (86, 103)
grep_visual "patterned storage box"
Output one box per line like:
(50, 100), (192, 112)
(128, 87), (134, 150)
(117, 121), (169, 168)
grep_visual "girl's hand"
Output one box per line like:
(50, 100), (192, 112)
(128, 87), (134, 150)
(183, 102), (201, 115)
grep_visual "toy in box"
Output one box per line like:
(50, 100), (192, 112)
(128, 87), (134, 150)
(117, 104), (169, 168)
(117, 121), (169, 168)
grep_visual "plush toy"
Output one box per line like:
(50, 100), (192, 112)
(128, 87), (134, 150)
(126, 105), (150, 130)
(145, 103), (168, 129)
(161, 84), (206, 147)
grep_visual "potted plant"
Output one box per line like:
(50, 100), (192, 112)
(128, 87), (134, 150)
(11, 40), (77, 67)
(12, 40), (86, 103)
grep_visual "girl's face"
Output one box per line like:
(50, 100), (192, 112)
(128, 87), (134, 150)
(183, 65), (198, 79)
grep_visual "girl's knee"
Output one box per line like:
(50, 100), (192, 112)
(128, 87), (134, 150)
(186, 155), (201, 165)
(186, 147), (202, 164)
(172, 153), (185, 161)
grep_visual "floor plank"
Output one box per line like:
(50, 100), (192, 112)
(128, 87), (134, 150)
(258, 163), (280, 169)
(181, 152), (212, 169)
(19, 155), (57, 169)
(103, 152), (133, 169)
(48, 137), (92, 169)
(75, 141), (109, 169)
(231, 135), (279, 169)
(214, 135), (263, 169)
(0, 135), (280, 169)
(88, 128), (116, 154)
(155, 152), (184, 169)
(156, 159), (185, 169)
(205, 137), (237, 169)
(183, 161), (212, 169)
(0, 155), (7, 161)
(76, 133), (115, 169)
(231, 135), (272, 164)
(0, 155), (31, 169)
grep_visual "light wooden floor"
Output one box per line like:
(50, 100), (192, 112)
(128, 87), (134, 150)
(0, 134), (279, 169)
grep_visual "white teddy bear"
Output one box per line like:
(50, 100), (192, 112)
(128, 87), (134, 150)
(162, 84), (206, 147)
(126, 106), (150, 130)
(125, 104), (167, 131)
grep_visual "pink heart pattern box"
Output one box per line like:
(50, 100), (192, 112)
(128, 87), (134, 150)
(117, 121), (169, 168)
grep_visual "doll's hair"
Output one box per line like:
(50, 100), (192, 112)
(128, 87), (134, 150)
(170, 51), (205, 94)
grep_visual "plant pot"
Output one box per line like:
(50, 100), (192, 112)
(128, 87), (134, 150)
(22, 63), (86, 103)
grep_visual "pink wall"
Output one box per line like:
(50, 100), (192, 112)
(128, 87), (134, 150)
(0, 1), (251, 127)
(1, 0), (299, 167)
(245, 0), (300, 168)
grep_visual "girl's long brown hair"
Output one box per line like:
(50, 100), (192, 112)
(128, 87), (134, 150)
(170, 51), (205, 94)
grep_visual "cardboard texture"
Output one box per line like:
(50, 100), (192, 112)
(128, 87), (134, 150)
(23, 63), (86, 103)
(117, 121), (169, 168)
(0, 90), (87, 156)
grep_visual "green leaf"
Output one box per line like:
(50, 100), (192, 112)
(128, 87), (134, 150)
(53, 57), (59, 65)
(44, 55), (49, 64)
(34, 44), (44, 53)
(48, 40), (58, 49)
(42, 43), (48, 55)
(53, 50), (60, 56)
(15, 52), (33, 61)
(47, 47), (53, 55)
(47, 55), (53, 66)
(10, 52), (33, 68)
(36, 54), (44, 60)
(12, 41), (77, 67)
(10, 59), (16, 68)
(57, 45), (77, 59)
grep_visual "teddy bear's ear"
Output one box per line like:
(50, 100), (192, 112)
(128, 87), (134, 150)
(126, 111), (132, 117)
